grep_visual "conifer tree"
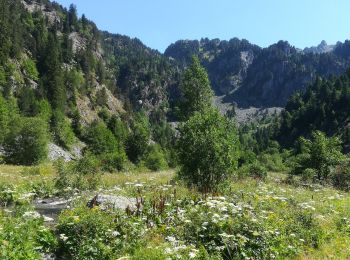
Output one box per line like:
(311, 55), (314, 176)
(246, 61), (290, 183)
(42, 32), (66, 112)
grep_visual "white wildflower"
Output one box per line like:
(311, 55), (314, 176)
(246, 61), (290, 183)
(60, 233), (68, 242)
(189, 251), (197, 258)
(112, 231), (120, 237)
(166, 236), (176, 242)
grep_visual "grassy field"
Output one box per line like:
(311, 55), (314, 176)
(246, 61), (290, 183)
(1, 164), (350, 259)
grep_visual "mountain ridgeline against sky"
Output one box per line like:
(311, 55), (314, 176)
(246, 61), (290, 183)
(165, 39), (350, 107)
(3, 0), (350, 118)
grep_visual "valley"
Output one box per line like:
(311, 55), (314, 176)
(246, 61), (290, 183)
(1, 0), (350, 259)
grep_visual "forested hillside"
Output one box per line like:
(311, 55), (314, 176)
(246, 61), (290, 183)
(278, 70), (350, 150)
(0, 0), (179, 167)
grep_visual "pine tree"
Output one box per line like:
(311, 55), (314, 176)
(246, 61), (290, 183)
(42, 32), (66, 112)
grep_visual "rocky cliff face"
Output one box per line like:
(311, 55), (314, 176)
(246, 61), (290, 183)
(304, 40), (335, 54)
(165, 39), (350, 108)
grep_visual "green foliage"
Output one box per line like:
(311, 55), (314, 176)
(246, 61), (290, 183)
(41, 32), (66, 112)
(65, 69), (84, 93)
(0, 94), (10, 143)
(330, 160), (350, 190)
(178, 55), (214, 120)
(54, 154), (101, 193)
(278, 72), (350, 148)
(56, 207), (145, 259)
(3, 117), (49, 165)
(18, 87), (36, 116)
(143, 144), (168, 171)
(99, 151), (127, 172)
(0, 207), (58, 259)
(21, 57), (39, 81)
(248, 161), (268, 179)
(291, 131), (344, 181)
(126, 112), (151, 163)
(34, 99), (52, 122)
(51, 110), (76, 149)
(107, 115), (129, 146)
(82, 119), (128, 172)
(177, 108), (240, 191)
(95, 87), (108, 107)
(85, 121), (119, 155)
(0, 66), (6, 86)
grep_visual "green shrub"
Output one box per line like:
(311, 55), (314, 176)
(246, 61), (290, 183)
(0, 207), (58, 259)
(54, 155), (101, 194)
(177, 108), (240, 191)
(291, 131), (344, 181)
(330, 162), (350, 190)
(248, 161), (267, 179)
(0, 94), (10, 144)
(85, 121), (119, 155)
(99, 151), (127, 172)
(51, 110), (76, 149)
(73, 154), (101, 190)
(301, 168), (317, 182)
(21, 57), (39, 81)
(107, 115), (128, 146)
(3, 117), (49, 165)
(258, 152), (287, 172)
(143, 144), (168, 171)
(56, 207), (145, 259)
(126, 112), (151, 163)
(0, 184), (15, 206)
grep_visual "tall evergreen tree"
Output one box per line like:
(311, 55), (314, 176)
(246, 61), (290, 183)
(42, 32), (66, 112)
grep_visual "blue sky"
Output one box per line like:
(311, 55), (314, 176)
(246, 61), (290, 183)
(55, 0), (350, 53)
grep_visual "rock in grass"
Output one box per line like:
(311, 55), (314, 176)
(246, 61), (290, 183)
(87, 195), (137, 211)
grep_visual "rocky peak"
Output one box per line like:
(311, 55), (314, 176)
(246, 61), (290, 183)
(304, 40), (335, 54)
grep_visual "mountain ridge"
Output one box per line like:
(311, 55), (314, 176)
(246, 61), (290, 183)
(165, 38), (350, 107)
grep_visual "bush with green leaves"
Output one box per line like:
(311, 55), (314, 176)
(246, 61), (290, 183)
(3, 117), (49, 165)
(54, 155), (101, 194)
(330, 161), (350, 190)
(51, 109), (76, 149)
(143, 144), (168, 171)
(0, 98), (9, 144)
(99, 151), (127, 172)
(107, 115), (129, 146)
(126, 112), (151, 163)
(248, 161), (268, 179)
(0, 207), (58, 259)
(85, 121), (119, 155)
(21, 57), (39, 81)
(258, 152), (287, 172)
(56, 207), (145, 259)
(291, 131), (344, 181)
(177, 108), (240, 191)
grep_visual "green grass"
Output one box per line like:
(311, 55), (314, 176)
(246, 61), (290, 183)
(1, 165), (350, 258)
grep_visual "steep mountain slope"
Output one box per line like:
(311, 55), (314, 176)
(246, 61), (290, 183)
(165, 39), (350, 107)
(0, 0), (185, 167)
(101, 32), (181, 120)
(1, 0), (180, 125)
